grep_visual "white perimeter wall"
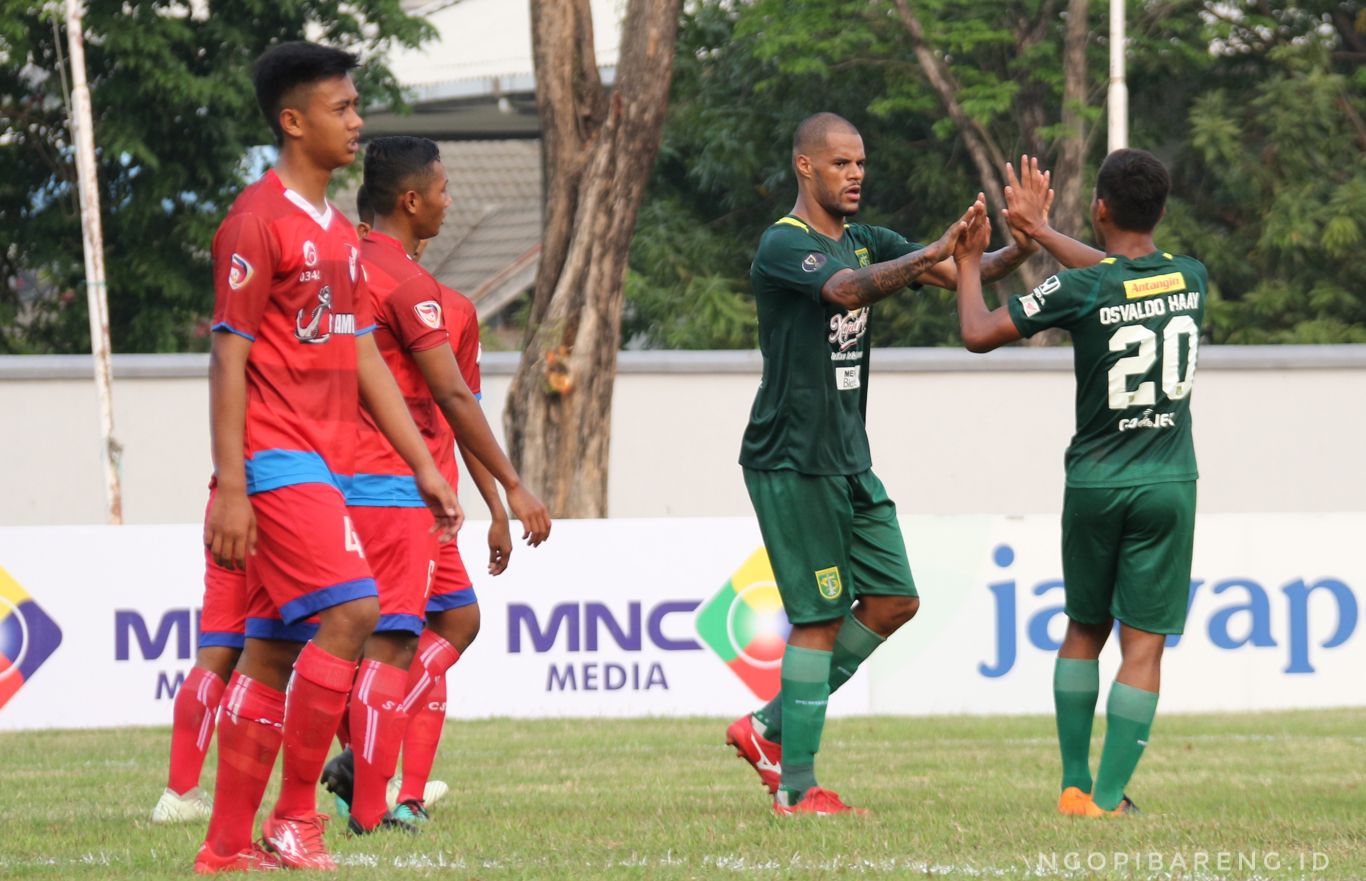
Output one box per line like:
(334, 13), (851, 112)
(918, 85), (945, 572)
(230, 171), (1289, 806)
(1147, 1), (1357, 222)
(0, 346), (1362, 525)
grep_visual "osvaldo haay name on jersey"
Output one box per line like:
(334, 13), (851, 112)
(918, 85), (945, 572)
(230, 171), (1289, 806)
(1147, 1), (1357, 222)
(1100, 291), (1202, 327)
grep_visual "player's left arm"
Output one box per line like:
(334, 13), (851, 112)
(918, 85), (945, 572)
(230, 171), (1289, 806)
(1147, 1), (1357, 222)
(954, 211), (1024, 353)
(357, 332), (462, 540)
(915, 192), (1039, 290)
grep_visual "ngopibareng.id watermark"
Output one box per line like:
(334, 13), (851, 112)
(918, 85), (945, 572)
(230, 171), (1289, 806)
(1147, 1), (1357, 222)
(1029, 850), (1330, 875)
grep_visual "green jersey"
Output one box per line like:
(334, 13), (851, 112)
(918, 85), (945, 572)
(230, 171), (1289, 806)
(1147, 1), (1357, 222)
(1007, 250), (1207, 489)
(740, 215), (924, 475)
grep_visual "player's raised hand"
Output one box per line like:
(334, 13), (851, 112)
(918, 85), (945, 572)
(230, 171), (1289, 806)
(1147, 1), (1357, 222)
(931, 196), (983, 261)
(416, 467), (463, 542)
(954, 204), (991, 262)
(507, 484), (551, 547)
(1003, 154), (1055, 238)
(205, 487), (256, 571)
(487, 516), (513, 575)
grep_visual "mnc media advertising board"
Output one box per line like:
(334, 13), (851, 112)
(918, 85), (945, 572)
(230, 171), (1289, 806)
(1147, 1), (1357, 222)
(0, 516), (1359, 730)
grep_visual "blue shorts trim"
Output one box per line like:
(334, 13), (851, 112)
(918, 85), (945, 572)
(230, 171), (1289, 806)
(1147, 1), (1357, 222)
(346, 473), (425, 507)
(211, 322), (256, 342)
(374, 613), (425, 635)
(198, 631), (246, 650)
(246, 450), (347, 496)
(427, 587), (479, 612)
(278, 578), (378, 625)
(245, 617), (320, 643)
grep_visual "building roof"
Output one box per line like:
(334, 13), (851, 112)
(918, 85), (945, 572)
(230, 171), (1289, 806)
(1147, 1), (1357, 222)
(341, 139), (542, 322)
(354, 1), (625, 317)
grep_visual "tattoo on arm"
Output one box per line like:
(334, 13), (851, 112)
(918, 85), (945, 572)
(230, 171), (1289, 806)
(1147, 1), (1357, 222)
(826, 247), (943, 307)
(980, 244), (1032, 284)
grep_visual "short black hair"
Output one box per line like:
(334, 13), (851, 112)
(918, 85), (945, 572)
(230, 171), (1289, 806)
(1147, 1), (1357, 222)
(251, 41), (359, 144)
(363, 136), (442, 217)
(792, 112), (860, 158)
(355, 184), (374, 226)
(1095, 148), (1170, 233)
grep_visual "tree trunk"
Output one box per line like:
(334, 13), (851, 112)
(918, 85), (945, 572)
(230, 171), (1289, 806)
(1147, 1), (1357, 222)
(1053, 0), (1090, 239)
(504, 0), (682, 517)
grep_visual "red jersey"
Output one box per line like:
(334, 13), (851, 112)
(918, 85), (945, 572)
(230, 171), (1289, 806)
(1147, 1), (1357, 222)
(349, 231), (450, 507)
(210, 171), (372, 494)
(435, 283), (482, 486)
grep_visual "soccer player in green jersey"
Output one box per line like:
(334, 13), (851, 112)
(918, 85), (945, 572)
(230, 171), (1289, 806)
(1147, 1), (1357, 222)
(729, 112), (1037, 815)
(953, 148), (1205, 817)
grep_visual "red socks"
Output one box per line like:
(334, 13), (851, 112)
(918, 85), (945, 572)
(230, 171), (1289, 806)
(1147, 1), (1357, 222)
(396, 632), (461, 805)
(273, 642), (356, 820)
(167, 666), (227, 794)
(202, 672), (285, 858)
(398, 674), (447, 805)
(349, 660), (410, 829)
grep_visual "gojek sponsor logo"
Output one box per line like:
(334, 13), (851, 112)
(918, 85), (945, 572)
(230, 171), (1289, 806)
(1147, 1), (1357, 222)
(0, 566), (63, 713)
(981, 544), (1359, 678)
(695, 548), (791, 701)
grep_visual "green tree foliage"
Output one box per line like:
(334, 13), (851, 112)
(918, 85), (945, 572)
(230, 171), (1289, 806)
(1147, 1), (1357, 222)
(0, 0), (430, 353)
(627, 0), (1365, 347)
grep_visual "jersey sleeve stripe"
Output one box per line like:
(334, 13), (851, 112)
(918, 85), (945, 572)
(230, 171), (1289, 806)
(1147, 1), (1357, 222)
(210, 322), (257, 342)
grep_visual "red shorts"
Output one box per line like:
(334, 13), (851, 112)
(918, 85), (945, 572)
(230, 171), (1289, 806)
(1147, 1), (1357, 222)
(427, 534), (478, 612)
(245, 483), (377, 641)
(349, 506), (438, 635)
(200, 486), (246, 649)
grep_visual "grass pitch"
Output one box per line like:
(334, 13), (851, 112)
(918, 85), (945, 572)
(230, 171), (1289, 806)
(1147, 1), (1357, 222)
(0, 710), (1361, 880)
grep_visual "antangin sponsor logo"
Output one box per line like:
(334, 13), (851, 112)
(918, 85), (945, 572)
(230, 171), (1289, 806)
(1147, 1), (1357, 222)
(1124, 272), (1185, 300)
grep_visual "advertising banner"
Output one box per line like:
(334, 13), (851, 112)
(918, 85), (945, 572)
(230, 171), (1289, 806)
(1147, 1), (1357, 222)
(0, 515), (1360, 731)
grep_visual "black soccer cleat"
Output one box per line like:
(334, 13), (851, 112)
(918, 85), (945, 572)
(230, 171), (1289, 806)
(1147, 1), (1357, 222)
(320, 748), (355, 823)
(347, 809), (419, 836)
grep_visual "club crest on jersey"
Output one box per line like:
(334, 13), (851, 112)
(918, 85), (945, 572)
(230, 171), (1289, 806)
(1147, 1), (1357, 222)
(801, 252), (828, 273)
(414, 300), (443, 330)
(303, 240), (318, 268)
(815, 566), (843, 601)
(228, 253), (254, 290)
(294, 285), (355, 344)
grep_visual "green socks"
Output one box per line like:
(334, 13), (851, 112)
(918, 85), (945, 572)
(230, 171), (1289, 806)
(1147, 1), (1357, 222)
(1093, 682), (1159, 811)
(753, 614), (884, 742)
(1053, 658), (1100, 793)
(776, 644), (832, 800)
(828, 613), (885, 692)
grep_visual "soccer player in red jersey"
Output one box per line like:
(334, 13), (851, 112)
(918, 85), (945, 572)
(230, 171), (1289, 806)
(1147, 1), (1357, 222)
(327, 136), (549, 833)
(196, 43), (460, 874)
(152, 482), (246, 824)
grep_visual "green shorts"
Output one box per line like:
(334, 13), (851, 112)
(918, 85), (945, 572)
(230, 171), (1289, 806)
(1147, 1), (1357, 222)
(1061, 481), (1197, 635)
(743, 468), (917, 625)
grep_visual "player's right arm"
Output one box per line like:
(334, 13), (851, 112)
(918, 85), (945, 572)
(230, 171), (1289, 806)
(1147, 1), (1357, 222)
(411, 344), (550, 547)
(206, 332), (255, 570)
(1003, 155), (1106, 269)
(204, 212), (276, 571)
(357, 332), (463, 541)
(457, 440), (513, 574)
(821, 201), (979, 310)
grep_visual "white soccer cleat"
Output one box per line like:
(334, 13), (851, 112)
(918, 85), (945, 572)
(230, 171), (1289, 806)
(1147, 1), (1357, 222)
(386, 777), (449, 810)
(152, 786), (213, 823)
